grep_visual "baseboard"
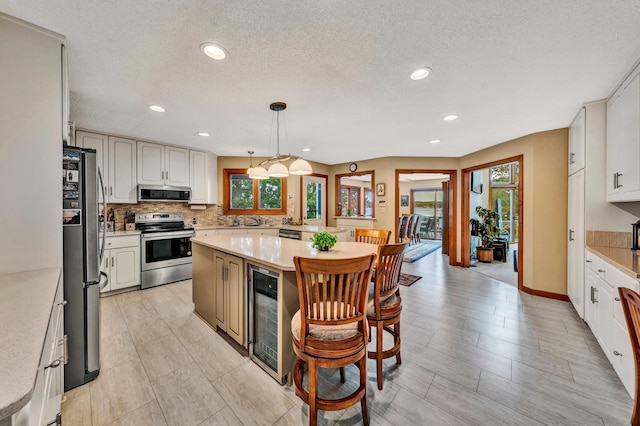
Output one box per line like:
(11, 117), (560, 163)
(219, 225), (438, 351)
(521, 286), (570, 302)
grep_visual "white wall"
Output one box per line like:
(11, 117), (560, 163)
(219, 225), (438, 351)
(0, 15), (64, 273)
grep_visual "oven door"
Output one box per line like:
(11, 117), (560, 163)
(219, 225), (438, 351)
(141, 230), (194, 271)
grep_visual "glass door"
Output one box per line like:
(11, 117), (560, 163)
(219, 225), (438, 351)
(302, 175), (326, 226)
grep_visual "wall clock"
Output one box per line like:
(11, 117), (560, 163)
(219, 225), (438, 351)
(349, 163), (358, 172)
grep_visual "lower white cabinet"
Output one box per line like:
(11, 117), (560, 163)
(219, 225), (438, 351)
(584, 249), (638, 396)
(335, 218), (375, 242)
(101, 235), (140, 293)
(8, 277), (65, 426)
(213, 251), (245, 346)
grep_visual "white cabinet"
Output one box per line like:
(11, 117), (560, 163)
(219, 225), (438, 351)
(568, 107), (585, 175)
(195, 229), (217, 238)
(189, 150), (217, 204)
(137, 142), (189, 187)
(567, 169), (585, 317)
(76, 131), (137, 203)
(213, 251), (245, 346)
(76, 131), (108, 196)
(108, 136), (137, 203)
(246, 228), (278, 236)
(607, 64), (640, 202)
(335, 218), (375, 242)
(101, 235), (140, 293)
(9, 278), (65, 426)
(584, 250), (638, 397)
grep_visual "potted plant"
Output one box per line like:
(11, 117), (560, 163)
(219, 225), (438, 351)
(311, 231), (338, 251)
(470, 206), (500, 263)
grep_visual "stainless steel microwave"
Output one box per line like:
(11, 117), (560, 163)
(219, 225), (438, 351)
(137, 185), (191, 202)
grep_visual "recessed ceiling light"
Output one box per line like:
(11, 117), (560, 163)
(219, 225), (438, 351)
(443, 114), (459, 121)
(430, 139), (441, 144)
(200, 43), (227, 60)
(196, 132), (210, 137)
(302, 148), (311, 152)
(148, 105), (166, 113)
(410, 67), (431, 81)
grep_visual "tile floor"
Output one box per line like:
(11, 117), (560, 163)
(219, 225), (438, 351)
(62, 252), (633, 425)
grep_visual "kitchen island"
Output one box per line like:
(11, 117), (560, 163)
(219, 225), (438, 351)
(191, 234), (378, 383)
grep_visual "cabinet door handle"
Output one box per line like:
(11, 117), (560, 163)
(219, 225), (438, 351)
(569, 230), (575, 241)
(111, 257), (114, 267)
(59, 335), (68, 364)
(613, 351), (622, 356)
(590, 286), (598, 303)
(586, 260), (592, 263)
(570, 152), (575, 164)
(109, 186), (113, 196)
(45, 356), (65, 370)
(597, 269), (605, 273)
(618, 173), (623, 188)
(58, 300), (67, 306)
(615, 296), (621, 301)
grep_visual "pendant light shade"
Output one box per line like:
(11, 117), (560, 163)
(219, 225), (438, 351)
(249, 101), (312, 179)
(268, 162), (289, 177)
(247, 150), (255, 175)
(249, 165), (269, 180)
(289, 158), (313, 175)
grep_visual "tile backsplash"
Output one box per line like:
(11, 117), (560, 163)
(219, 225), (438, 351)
(108, 202), (290, 230)
(586, 230), (633, 248)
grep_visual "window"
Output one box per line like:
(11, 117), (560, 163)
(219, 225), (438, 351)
(223, 169), (287, 215)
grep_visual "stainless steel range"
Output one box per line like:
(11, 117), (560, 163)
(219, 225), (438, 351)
(136, 213), (195, 289)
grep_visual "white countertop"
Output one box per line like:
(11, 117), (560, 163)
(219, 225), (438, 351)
(192, 235), (378, 271)
(0, 268), (61, 420)
(193, 225), (346, 233)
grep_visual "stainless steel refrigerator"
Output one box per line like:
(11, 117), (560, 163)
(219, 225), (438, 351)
(63, 146), (107, 391)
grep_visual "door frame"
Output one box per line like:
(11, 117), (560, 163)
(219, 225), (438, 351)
(300, 173), (329, 226)
(395, 169), (457, 266)
(461, 155), (523, 290)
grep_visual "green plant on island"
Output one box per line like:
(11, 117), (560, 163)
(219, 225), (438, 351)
(311, 231), (338, 251)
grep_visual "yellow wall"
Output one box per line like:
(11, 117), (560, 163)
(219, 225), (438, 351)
(217, 128), (569, 295)
(459, 128), (568, 294)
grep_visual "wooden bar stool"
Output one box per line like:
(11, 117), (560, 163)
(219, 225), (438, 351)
(354, 228), (391, 245)
(618, 287), (640, 426)
(367, 239), (408, 390)
(291, 254), (376, 426)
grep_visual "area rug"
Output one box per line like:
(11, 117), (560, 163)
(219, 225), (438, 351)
(399, 273), (422, 286)
(403, 241), (442, 263)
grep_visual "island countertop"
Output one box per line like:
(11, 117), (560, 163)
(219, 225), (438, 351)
(191, 234), (378, 271)
(192, 224), (346, 233)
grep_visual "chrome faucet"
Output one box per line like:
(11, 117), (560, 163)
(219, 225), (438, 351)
(246, 216), (261, 226)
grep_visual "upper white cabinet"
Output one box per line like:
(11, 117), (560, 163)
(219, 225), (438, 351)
(607, 64), (640, 202)
(76, 131), (108, 195)
(76, 131), (137, 203)
(568, 107), (585, 175)
(108, 137), (137, 203)
(189, 150), (217, 204)
(137, 141), (189, 187)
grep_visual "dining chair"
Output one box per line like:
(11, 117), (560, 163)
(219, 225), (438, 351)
(618, 287), (640, 426)
(291, 254), (376, 426)
(367, 238), (409, 390)
(354, 228), (391, 245)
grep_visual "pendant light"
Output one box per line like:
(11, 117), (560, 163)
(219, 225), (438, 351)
(246, 151), (255, 174)
(249, 102), (312, 179)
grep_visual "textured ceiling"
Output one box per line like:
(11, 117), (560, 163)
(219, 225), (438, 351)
(3, 1), (640, 164)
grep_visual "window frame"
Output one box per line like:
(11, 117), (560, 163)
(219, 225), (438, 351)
(223, 168), (288, 215)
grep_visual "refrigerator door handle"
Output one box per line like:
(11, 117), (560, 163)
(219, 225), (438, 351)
(98, 168), (107, 263)
(99, 271), (109, 290)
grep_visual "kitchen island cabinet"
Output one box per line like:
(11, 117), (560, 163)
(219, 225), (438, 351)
(0, 268), (63, 426)
(191, 235), (378, 383)
(335, 217), (376, 241)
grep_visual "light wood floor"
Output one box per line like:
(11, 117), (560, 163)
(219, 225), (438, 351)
(62, 252), (633, 425)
